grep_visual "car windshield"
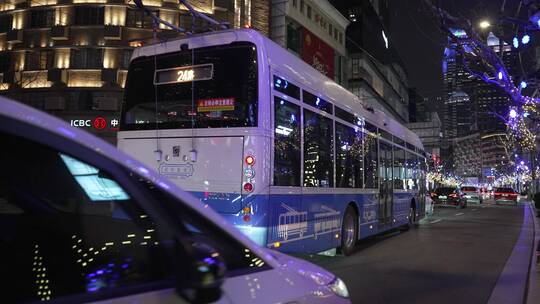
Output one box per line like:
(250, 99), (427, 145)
(495, 188), (515, 193)
(461, 186), (477, 191)
(435, 187), (455, 195)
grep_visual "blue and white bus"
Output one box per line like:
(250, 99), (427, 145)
(118, 29), (427, 255)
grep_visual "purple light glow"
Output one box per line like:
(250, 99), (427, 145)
(509, 109), (518, 118)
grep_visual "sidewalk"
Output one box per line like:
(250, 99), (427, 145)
(527, 202), (540, 304)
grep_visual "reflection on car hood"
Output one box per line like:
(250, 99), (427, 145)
(265, 249), (335, 286)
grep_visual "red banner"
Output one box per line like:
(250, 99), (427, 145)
(197, 97), (235, 112)
(302, 30), (335, 77)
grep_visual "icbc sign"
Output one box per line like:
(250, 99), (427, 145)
(93, 117), (107, 130)
(70, 117), (118, 131)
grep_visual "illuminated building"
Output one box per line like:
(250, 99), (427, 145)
(271, 0), (349, 85)
(0, 0), (257, 143)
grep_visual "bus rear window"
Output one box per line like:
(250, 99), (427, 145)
(121, 42), (258, 130)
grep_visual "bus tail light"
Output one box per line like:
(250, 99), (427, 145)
(245, 155), (255, 166)
(243, 182), (254, 192)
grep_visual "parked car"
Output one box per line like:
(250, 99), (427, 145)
(431, 187), (467, 209)
(0, 98), (350, 304)
(461, 186), (483, 204)
(494, 187), (519, 205)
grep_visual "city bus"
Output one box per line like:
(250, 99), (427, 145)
(118, 29), (427, 255)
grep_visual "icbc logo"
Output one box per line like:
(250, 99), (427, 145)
(93, 117), (107, 130)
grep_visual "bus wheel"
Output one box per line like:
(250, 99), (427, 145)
(339, 205), (358, 256)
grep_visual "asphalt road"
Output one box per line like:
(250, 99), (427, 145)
(298, 200), (526, 304)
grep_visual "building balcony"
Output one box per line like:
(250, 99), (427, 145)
(104, 25), (122, 40)
(51, 26), (69, 40)
(6, 29), (23, 43)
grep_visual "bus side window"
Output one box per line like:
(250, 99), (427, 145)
(393, 146), (405, 190)
(335, 122), (363, 188)
(364, 133), (379, 188)
(303, 109), (334, 187)
(273, 98), (301, 186)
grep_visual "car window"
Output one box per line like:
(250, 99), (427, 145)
(461, 187), (477, 191)
(132, 175), (272, 276)
(495, 188), (514, 193)
(0, 131), (176, 302)
(0, 128), (270, 302)
(435, 188), (455, 194)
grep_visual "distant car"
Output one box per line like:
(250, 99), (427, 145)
(461, 186), (483, 204)
(0, 98), (350, 304)
(431, 187), (467, 209)
(494, 187), (519, 205)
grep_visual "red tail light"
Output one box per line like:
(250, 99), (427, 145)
(243, 182), (253, 192)
(245, 155), (255, 166)
(449, 193), (458, 198)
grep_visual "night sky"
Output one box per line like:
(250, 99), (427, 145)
(389, 0), (526, 99)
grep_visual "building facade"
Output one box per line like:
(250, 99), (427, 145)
(331, 0), (410, 124)
(0, 0), (260, 143)
(406, 111), (442, 158)
(270, 0), (349, 85)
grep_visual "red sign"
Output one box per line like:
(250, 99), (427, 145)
(302, 30), (335, 77)
(197, 98), (235, 112)
(93, 117), (107, 130)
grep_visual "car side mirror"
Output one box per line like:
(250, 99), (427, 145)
(176, 241), (227, 303)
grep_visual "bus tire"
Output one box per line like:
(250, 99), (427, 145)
(339, 205), (358, 256)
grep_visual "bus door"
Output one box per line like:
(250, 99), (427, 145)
(379, 142), (394, 225)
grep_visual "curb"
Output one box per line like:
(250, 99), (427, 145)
(527, 202), (540, 304)
(488, 203), (534, 304)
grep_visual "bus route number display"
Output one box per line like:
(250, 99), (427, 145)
(154, 63), (213, 85)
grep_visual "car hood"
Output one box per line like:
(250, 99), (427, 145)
(264, 249), (335, 286)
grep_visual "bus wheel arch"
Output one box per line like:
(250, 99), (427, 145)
(339, 203), (359, 256)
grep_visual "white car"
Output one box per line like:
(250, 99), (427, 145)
(0, 98), (350, 304)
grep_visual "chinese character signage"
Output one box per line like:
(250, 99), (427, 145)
(197, 98), (235, 112)
(302, 30), (334, 77)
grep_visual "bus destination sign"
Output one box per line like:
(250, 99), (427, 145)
(154, 63), (213, 85)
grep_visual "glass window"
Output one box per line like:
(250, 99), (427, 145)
(126, 8), (157, 28)
(304, 109), (334, 187)
(335, 123), (364, 188)
(273, 75), (300, 100)
(121, 42), (258, 130)
(274, 98), (301, 186)
(74, 7), (104, 26)
(335, 106), (356, 125)
(380, 129), (392, 141)
(300, 0), (304, 13)
(293, 0), (297, 7)
(406, 151), (418, 190)
(351, 58), (360, 78)
(70, 49), (103, 69)
(364, 121), (377, 134)
(393, 147), (405, 189)
(26, 50), (53, 70)
(286, 22), (302, 55)
(0, 53), (10, 72)
(303, 90), (332, 114)
(0, 132), (174, 302)
(328, 23), (333, 36)
(394, 136), (405, 147)
(0, 130), (269, 302)
(121, 49), (133, 69)
(0, 14), (13, 32)
(364, 133), (378, 188)
(307, 5), (312, 19)
(28, 9), (54, 28)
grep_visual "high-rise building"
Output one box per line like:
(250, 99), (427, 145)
(0, 0), (261, 143)
(442, 31), (517, 176)
(330, 0), (410, 124)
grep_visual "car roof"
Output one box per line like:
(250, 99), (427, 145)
(0, 97), (278, 267)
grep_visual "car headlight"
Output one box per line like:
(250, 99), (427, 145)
(328, 277), (349, 298)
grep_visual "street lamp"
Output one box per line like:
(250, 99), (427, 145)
(479, 20), (491, 29)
